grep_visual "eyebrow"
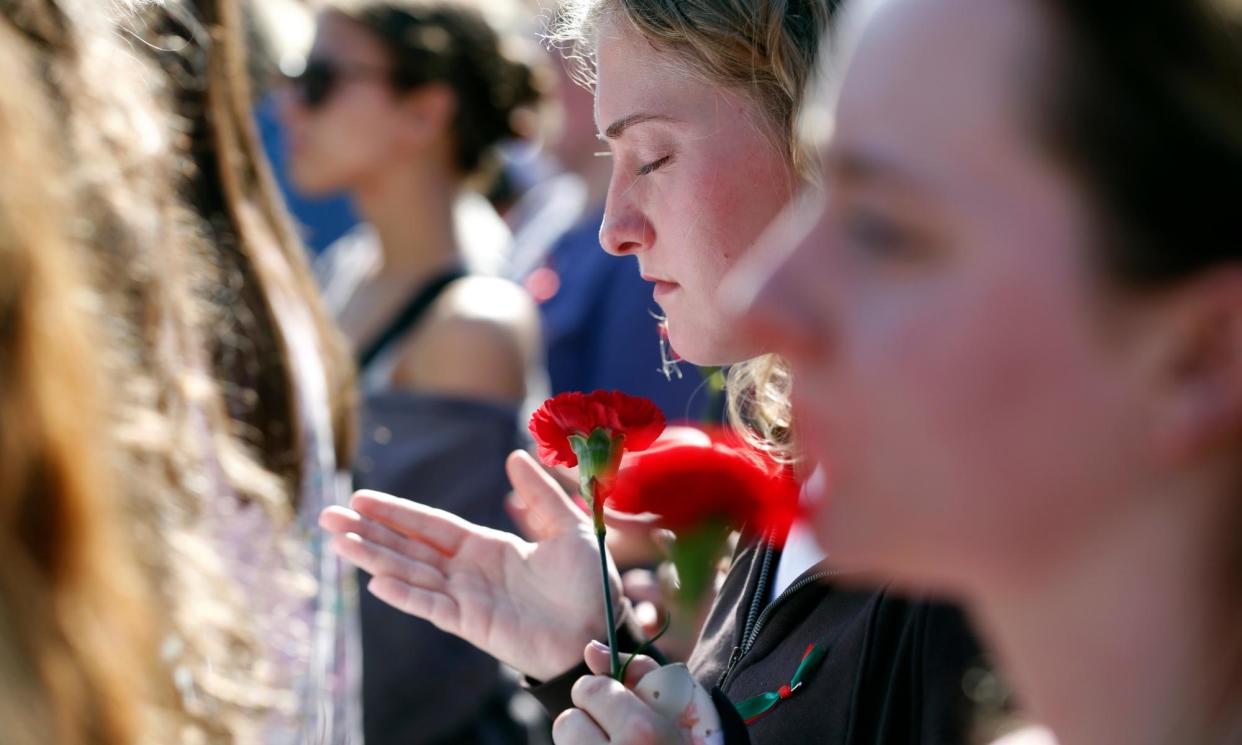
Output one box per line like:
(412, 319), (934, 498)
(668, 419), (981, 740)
(601, 113), (679, 140)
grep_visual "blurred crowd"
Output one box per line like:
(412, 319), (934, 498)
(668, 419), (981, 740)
(1, 1), (1240, 745)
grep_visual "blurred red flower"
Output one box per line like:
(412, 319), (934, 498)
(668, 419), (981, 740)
(529, 390), (666, 468)
(610, 429), (801, 541)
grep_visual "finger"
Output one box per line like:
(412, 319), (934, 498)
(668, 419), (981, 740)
(506, 491), (553, 542)
(584, 642), (660, 689)
(571, 674), (667, 738)
(634, 601), (662, 638)
(601, 507), (661, 531)
(551, 708), (607, 745)
(351, 490), (474, 555)
(651, 529), (677, 555)
(368, 575), (462, 633)
(330, 534), (448, 594)
(621, 568), (661, 605)
(506, 450), (586, 532)
(321, 506), (448, 569)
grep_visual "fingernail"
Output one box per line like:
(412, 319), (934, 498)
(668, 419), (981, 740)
(588, 640), (610, 654)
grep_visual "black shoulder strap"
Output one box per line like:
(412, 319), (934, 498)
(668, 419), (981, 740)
(357, 265), (467, 370)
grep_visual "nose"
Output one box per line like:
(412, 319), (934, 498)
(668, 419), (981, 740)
(599, 173), (655, 256)
(723, 193), (830, 364)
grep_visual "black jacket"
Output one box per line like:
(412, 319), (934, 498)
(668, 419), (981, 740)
(531, 536), (983, 745)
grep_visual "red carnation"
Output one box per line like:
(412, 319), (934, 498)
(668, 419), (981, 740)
(529, 390), (666, 469)
(525, 390), (666, 680)
(609, 428), (802, 609)
(611, 430), (800, 540)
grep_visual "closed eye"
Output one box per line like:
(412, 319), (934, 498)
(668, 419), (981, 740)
(635, 155), (671, 177)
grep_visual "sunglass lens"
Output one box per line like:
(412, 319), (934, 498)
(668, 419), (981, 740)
(295, 60), (336, 109)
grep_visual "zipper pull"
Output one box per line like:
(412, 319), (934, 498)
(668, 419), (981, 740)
(717, 644), (743, 689)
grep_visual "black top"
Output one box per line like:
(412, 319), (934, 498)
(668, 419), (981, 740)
(531, 535), (984, 745)
(356, 264), (466, 370)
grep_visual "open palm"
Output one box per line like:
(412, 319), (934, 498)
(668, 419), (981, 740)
(320, 450), (624, 681)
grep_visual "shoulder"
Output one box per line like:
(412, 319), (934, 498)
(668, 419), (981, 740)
(436, 275), (539, 326)
(389, 276), (539, 403)
(429, 276), (540, 356)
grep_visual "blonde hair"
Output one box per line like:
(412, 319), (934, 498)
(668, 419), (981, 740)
(552, 0), (834, 175)
(4, 0), (358, 741)
(0, 21), (150, 745)
(553, 0), (837, 459)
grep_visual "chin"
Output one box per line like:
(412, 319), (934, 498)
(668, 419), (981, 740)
(666, 319), (755, 367)
(288, 163), (340, 198)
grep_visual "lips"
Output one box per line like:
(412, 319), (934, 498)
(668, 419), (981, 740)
(641, 274), (679, 299)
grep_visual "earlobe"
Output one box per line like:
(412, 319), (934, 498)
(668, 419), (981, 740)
(1150, 271), (1242, 466)
(397, 83), (457, 149)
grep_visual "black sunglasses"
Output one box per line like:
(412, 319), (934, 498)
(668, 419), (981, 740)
(284, 58), (395, 109)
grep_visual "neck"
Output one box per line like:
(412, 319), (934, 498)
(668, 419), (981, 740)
(968, 479), (1237, 745)
(353, 159), (461, 277)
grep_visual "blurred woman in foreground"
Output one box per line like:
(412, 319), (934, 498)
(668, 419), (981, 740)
(736, 0), (1242, 742)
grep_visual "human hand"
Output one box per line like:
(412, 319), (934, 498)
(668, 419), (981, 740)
(551, 643), (723, 745)
(319, 450), (625, 681)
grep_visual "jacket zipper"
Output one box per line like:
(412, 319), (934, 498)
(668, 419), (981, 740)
(717, 538), (837, 689)
(718, 538), (777, 688)
(741, 568), (835, 654)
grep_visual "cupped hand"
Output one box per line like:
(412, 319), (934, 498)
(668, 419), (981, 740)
(551, 644), (689, 745)
(319, 449), (626, 681)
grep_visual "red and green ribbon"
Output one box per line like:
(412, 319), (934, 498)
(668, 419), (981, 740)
(734, 643), (828, 724)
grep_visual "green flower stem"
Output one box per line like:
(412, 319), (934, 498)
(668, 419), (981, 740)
(569, 429), (627, 680)
(596, 528), (621, 679)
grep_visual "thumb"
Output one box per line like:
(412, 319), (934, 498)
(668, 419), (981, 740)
(506, 450), (587, 536)
(584, 641), (659, 688)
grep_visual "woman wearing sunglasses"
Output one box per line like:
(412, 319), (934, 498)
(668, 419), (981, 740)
(322, 1), (986, 744)
(734, 0), (1242, 742)
(281, 3), (550, 744)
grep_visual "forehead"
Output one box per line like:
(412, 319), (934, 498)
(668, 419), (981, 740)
(591, 15), (761, 135)
(829, 0), (1051, 193)
(313, 11), (389, 63)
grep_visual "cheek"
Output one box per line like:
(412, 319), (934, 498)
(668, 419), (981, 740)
(666, 155), (790, 284)
(297, 98), (398, 185)
(817, 263), (1135, 584)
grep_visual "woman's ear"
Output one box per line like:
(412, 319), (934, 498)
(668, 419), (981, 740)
(1149, 268), (1242, 466)
(395, 82), (457, 153)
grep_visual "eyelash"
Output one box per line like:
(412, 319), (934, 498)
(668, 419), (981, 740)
(635, 155), (671, 177)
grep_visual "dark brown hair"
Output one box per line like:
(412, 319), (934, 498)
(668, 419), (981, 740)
(153, 0), (359, 494)
(334, 0), (545, 174)
(1038, 0), (1242, 286)
(1037, 0), (1242, 736)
